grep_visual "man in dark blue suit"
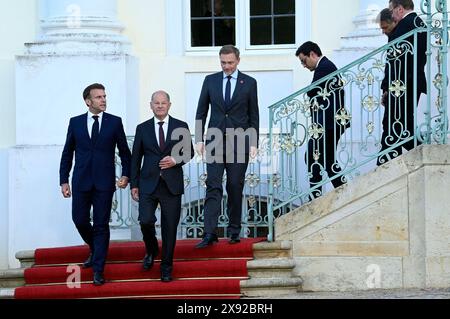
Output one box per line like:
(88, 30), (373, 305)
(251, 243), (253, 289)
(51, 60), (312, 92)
(195, 45), (259, 248)
(59, 83), (131, 286)
(296, 42), (349, 199)
(130, 91), (193, 282)
(378, 0), (427, 166)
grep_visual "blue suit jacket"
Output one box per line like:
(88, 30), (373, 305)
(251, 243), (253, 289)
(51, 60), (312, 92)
(59, 112), (131, 192)
(195, 71), (259, 148)
(130, 116), (194, 195)
(307, 57), (347, 131)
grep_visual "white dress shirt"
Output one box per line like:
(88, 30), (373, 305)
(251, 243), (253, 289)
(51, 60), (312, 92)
(154, 116), (169, 146)
(223, 69), (239, 101)
(87, 111), (103, 138)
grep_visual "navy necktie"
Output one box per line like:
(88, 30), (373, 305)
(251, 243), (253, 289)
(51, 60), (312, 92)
(224, 75), (232, 106)
(158, 122), (165, 150)
(92, 115), (99, 144)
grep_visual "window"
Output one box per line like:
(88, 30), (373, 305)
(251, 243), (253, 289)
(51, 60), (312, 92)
(184, 0), (311, 53)
(190, 0), (236, 47)
(249, 0), (295, 45)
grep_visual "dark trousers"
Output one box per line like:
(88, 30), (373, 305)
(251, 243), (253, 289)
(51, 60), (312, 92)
(306, 128), (346, 199)
(203, 151), (249, 237)
(377, 89), (422, 166)
(139, 178), (181, 273)
(72, 189), (114, 273)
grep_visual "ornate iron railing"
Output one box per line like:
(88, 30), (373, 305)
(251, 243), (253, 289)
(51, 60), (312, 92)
(266, 0), (450, 241)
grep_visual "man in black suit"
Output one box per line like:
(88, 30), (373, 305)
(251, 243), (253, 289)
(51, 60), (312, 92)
(296, 42), (349, 199)
(60, 83), (131, 286)
(378, 0), (427, 166)
(130, 91), (193, 282)
(195, 45), (259, 248)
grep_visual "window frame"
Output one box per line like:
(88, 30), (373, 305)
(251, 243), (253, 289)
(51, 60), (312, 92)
(183, 0), (311, 55)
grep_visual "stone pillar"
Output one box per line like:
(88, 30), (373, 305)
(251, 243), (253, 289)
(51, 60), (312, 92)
(10, 0), (138, 268)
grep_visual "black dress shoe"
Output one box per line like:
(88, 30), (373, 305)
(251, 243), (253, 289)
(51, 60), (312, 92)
(93, 272), (105, 286)
(161, 272), (173, 283)
(82, 253), (93, 269)
(195, 233), (219, 249)
(143, 254), (154, 270)
(229, 235), (241, 244)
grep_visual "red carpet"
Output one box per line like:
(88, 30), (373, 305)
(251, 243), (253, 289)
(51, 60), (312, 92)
(15, 238), (265, 299)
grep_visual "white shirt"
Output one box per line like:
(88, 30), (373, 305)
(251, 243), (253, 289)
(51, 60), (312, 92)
(154, 116), (169, 146)
(316, 56), (325, 70)
(223, 70), (239, 101)
(87, 111), (103, 138)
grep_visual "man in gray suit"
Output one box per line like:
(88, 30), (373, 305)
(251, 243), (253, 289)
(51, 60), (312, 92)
(195, 45), (259, 248)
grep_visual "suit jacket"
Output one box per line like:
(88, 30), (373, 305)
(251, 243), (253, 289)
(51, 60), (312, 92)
(381, 12), (427, 94)
(307, 57), (347, 131)
(60, 112), (131, 192)
(130, 116), (194, 195)
(195, 71), (259, 148)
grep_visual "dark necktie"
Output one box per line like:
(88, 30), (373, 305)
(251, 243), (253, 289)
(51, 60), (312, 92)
(224, 75), (232, 106)
(158, 121), (165, 150)
(91, 115), (99, 144)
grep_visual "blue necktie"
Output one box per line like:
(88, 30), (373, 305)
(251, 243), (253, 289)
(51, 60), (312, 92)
(91, 115), (99, 144)
(224, 75), (232, 106)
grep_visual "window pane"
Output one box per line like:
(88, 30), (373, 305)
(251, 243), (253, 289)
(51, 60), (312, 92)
(191, 20), (213, 46)
(274, 17), (295, 44)
(274, 0), (295, 14)
(250, 0), (271, 16)
(191, 0), (210, 17)
(215, 18), (236, 46)
(219, 0), (235, 17)
(250, 18), (271, 45)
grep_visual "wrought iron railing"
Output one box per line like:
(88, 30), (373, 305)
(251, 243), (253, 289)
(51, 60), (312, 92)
(266, 0), (450, 241)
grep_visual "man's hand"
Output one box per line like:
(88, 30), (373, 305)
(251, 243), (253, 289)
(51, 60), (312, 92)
(159, 156), (176, 170)
(195, 142), (205, 157)
(250, 146), (258, 159)
(117, 176), (129, 189)
(61, 183), (71, 198)
(131, 188), (139, 202)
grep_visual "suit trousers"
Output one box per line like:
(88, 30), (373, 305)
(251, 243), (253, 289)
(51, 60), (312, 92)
(377, 88), (422, 166)
(72, 189), (114, 273)
(306, 128), (346, 199)
(139, 178), (181, 273)
(203, 151), (249, 237)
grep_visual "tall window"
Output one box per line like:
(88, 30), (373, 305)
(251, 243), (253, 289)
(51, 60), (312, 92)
(249, 0), (295, 45)
(190, 0), (236, 47)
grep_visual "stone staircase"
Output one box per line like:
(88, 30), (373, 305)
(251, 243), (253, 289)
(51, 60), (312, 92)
(0, 240), (302, 299)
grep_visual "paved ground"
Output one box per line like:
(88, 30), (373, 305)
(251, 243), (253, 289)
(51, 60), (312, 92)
(260, 288), (450, 299)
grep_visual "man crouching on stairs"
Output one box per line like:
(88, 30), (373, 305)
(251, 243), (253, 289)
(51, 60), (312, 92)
(130, 91), (194, 282)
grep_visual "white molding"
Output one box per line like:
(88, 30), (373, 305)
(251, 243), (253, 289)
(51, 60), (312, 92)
(181, 0), (312, 56)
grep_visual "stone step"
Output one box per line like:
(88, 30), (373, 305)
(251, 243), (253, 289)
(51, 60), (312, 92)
(0, 269), (25, 288)
(253, 240), (292, 259)
(16, 251), (35, 269)
(247, 258), (296, 279)
(240, 277), (303, 298)
(0, 289), (15, 299)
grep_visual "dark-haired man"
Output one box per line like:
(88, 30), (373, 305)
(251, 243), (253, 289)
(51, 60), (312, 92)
(296, 41), (349, 199)
(59, 83), (131, 286)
